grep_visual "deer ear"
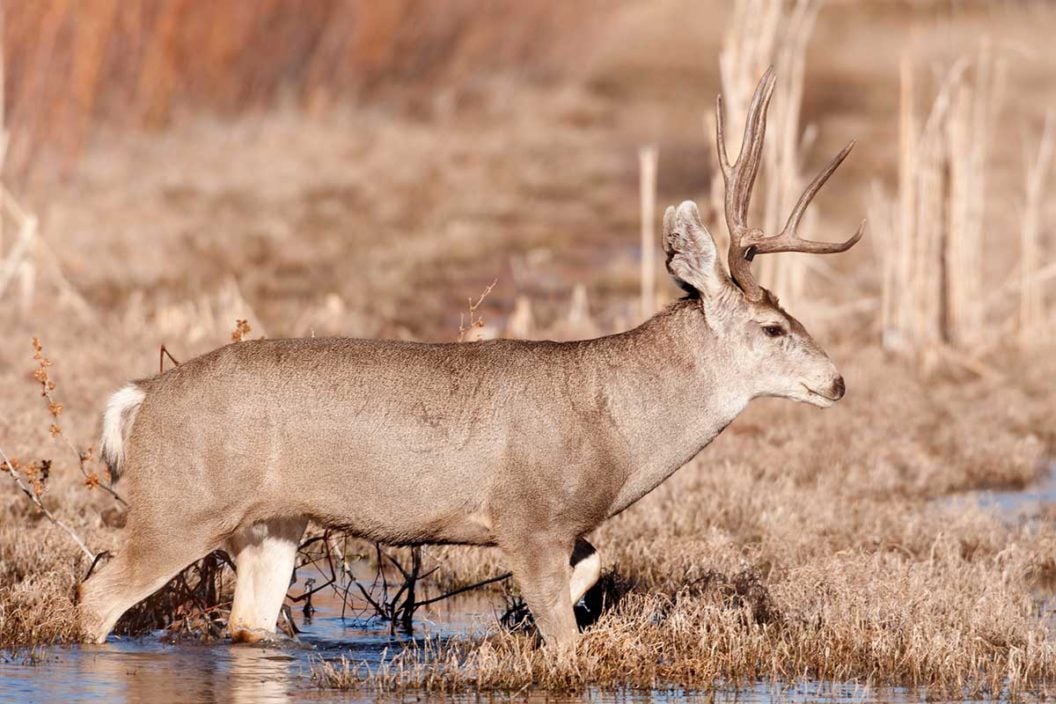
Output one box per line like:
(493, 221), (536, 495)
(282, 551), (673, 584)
(663, 201), (729, 297)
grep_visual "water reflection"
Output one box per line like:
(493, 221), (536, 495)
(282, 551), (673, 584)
(22, 640), (297, 703)
(227, 646), (297, 704)
(976, 461), (1056, 519)
(0, 636), (992, 704)
(0, 585), (486, 704)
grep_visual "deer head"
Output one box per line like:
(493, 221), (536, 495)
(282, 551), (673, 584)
(663, 67), (864, 408)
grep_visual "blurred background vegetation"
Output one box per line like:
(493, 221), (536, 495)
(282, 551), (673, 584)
(1, 0), (1051, 351)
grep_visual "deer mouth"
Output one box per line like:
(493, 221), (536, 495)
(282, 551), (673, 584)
(801, 384), (838, 407)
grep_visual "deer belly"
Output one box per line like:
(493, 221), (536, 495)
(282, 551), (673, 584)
(296, 454), (495, 546)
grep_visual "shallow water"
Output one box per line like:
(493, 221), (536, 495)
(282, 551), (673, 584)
(973, 462), (1056, 520)
(4, 466), (1055, 704)
(0, 638), (936, 704)
(0, 568), (506, 704)
(0, 573), (1001, 704)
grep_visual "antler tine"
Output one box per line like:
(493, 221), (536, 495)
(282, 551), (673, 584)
(715, 94), (732, 182)
(748, 140), (866, 255)
(736, 67), (777, 220)
(719, 66), (777, 237)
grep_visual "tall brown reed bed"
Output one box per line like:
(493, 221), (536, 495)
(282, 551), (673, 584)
(2, 0), (588, 172)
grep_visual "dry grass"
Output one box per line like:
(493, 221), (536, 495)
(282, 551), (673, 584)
(0, 519), (90, 646)
(318, 551), (1056, 697)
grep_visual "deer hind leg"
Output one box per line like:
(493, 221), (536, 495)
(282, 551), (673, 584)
(225, 517), (308, 643)
(78, 524), (218, 644)
(569, 538), (601, 606)
(503, 538), (579, 651)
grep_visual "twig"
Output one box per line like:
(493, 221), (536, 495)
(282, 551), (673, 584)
(0, 444), (95, 561)
(457, 279), (497, 342)
(31, 336), (127, 506)
(639, 145), (658, 318)
(159, 344), (180, 373)
(289, 531), (338, 603)
(0, 208), (36, 298)
(415, 571), (513, 608)
(34, 237), (96, 321)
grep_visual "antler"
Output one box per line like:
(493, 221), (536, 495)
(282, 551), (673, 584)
(715, 67), (865, 302)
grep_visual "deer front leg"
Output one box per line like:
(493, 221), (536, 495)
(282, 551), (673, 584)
(569, 538), (601, 606)
(503, 538), (578, 651)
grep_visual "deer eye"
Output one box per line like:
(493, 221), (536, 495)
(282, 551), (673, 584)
(762, 324), (786, 338)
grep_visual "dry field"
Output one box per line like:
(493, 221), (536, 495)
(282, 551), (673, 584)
(1, 0), (1055, 699)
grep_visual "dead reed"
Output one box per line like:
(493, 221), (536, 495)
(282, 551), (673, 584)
(2, 0), (590, 173)
(867, 44), (1055, 369)
(1019, 111), (1056, 346)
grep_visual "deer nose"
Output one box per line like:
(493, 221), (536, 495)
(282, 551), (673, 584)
(831, 375), (846, 401)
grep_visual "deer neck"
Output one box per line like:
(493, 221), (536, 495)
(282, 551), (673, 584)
(593, 299), (748, 514)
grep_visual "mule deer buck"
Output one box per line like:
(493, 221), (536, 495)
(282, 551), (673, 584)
(79, 68), (863, 647)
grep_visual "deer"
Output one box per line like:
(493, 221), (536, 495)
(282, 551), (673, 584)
(78, 68), (864, 648)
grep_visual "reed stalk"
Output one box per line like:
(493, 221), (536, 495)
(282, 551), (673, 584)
(874, 46), (1013, 364)
(1019, 112), (1056, 345)
(638, 145), (658, 318)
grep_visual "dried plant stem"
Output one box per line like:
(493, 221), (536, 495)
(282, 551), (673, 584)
(31, 337), (127, 506)
(457, 279), (497, 342)
(1019, 111), (1055, 344)
(0, 14), (40, 315)
(876, 46), (1006, 363)
(638, 145), (658, 318)
(0, 195), (36, 300)
(159, 344), (181, 373)
(0, 445), (95, 561)
(413, 571), (512, 609)
(945, 42), (1004, 347)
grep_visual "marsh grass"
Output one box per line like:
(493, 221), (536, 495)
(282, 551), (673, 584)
(314, 536), (1056, 697)
(316, 503), (1056, 698)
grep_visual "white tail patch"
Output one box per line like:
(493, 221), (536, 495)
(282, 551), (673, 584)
(100, 384), (145, 480)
